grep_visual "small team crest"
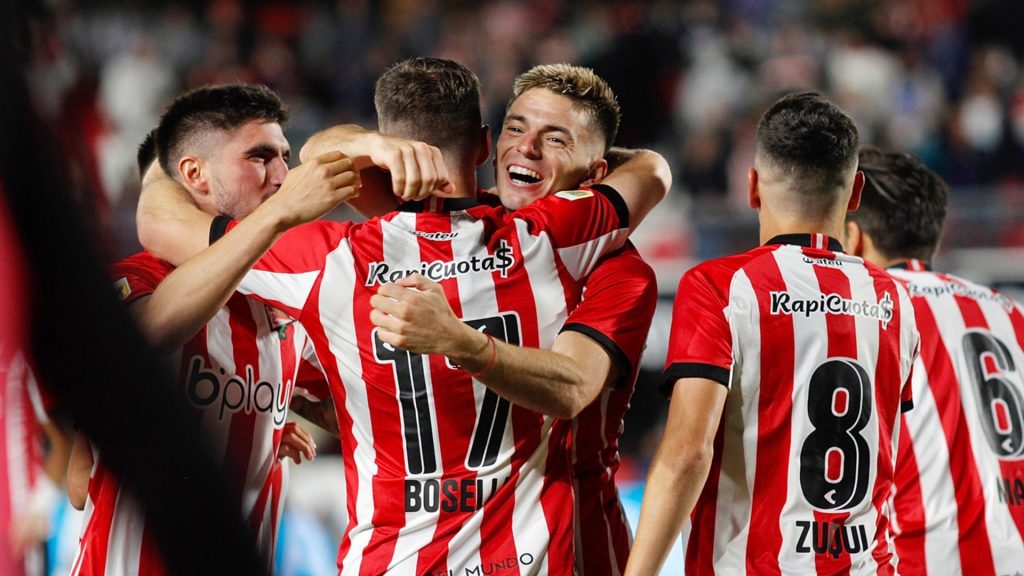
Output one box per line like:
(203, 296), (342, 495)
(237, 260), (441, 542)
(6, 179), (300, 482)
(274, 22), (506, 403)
(113, 277), (131, 301)
(554, 189), (593, 201)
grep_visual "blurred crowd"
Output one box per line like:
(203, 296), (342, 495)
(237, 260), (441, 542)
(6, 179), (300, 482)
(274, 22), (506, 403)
(25, 0), (1024, 264)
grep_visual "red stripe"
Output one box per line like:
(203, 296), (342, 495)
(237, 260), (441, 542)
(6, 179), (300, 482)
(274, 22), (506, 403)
(865, 267), (902, 575)
(75, 460), (118, 575)
(224, 296), (260, 506)
(743, 248), (792, 574)
(811, 258), (856, 575)
(891, 412), (926, 575)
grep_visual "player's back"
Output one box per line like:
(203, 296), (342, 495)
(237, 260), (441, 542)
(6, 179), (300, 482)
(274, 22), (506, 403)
(667, 235), (918, 575)
(888, 263), (1024, 575)
(237, 189), (630, 575)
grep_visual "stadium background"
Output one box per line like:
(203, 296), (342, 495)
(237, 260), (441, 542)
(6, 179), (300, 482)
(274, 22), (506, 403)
(26, 0), (1024, 573)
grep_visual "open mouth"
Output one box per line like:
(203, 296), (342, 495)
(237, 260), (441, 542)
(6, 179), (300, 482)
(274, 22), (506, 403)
(508, 165), (542, 185)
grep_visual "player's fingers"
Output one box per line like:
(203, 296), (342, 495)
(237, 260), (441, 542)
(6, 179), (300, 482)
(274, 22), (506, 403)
(400, 145), (422, 201)
(429, 147), (455, 195)
(369, 308), (402, 332)
(386, 150), (406, 199)
(314, 150), (346, 164)
(413, 143), (437, 200)
(369, 293), (399, 315)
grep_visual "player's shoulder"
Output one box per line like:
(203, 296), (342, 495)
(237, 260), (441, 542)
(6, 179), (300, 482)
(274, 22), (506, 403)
(594, 242), (655, 277)
(515, 184), (626, 224)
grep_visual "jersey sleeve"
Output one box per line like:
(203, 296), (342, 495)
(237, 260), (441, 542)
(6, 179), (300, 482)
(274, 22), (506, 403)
(897, 282), (920, 413)
(110, 253), (173, 306)
(662, 263), (734, 395)
(217, 220), (352, 318)
(560, 243), (657, 387)
(513, 184), (629, 280)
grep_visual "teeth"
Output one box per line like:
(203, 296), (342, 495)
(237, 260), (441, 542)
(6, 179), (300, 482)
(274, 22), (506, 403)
(508, 165), (541, 184)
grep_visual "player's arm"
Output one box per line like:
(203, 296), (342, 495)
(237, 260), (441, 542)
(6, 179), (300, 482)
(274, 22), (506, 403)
(299, 124), (454, 207)
(290, 395), (339, 437)
(67, 431), (92, 511)
(625, 377), (727, 576)
(371, 273), (614, 418)
(133, 154), (359, 350)
(599, 147), (671, 233)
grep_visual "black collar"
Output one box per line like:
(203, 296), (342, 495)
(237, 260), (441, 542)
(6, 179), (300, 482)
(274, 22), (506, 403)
(765, 233), (844, 252)
(397, 191), (502, 213)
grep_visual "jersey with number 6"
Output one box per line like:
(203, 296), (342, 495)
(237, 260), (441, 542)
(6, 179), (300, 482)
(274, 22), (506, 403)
(225, 187), (629, 575)
(887, 261), (1024, 575)
(663, 234), (919, 575)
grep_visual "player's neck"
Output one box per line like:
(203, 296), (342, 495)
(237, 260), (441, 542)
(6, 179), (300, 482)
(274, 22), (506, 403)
(758, 214), (847, 249)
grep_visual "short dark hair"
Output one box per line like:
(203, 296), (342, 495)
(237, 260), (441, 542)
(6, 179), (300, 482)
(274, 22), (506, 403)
(509, 64), (621, 153)
(756, 92), (859, 205)
(849, 146), (948, 260)
(137, 129), (158, 176)
(155, 84), (288, 178)
(374, 58), (482, 158)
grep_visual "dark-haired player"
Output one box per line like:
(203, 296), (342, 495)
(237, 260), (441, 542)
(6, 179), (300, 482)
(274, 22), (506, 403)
(71, 84), (358, 575)
(846, 147), (1024, 575)
(627, 93), (920, 575)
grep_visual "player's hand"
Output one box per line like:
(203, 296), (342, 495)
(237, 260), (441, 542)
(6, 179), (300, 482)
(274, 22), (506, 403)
(366, 135), (455, 201)
(267, 151), (360, 229)
(370, 273), (470, 355)
(278, 422), (316, 464)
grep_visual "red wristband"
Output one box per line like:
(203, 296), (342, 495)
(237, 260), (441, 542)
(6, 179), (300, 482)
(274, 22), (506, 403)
(465, 334), (497, 377)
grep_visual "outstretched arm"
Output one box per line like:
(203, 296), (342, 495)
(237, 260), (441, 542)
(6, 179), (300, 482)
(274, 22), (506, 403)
(134, 153), (359, 350)
(625, 378), (727, 576)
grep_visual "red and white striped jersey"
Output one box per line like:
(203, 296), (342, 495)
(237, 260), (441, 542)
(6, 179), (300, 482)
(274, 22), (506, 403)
(228, 187), (629, 575)
(1, 351), (49, 576)
(560, 242), (657, 576)
(664, 234), (919, 575)
(887, 261), (1024, 575)
(73, 251), (313, 576)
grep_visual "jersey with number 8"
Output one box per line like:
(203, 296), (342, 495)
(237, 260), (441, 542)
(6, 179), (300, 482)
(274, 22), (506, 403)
(663, 234), (919, 575)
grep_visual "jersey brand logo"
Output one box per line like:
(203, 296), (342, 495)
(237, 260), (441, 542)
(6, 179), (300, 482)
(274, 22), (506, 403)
(554, 189), (593, 201)
(769, 291), (894, 328)
(802, 256), (844, 268)
(409, 230), (460, 241)
(365, 240), (515, 286)
(185, 356), (289, 425)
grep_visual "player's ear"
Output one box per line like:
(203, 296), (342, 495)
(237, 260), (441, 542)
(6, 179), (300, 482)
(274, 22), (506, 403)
(581, 158), (608, 187)
(178, 156), (210, 194)
(475, 125), (492, 167)
(748, 167), (761, 209)
(848, 170), (864, 211)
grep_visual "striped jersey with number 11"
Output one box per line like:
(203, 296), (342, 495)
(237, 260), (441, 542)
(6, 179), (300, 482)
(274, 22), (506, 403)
(888, 260), (1024, 575)
(664, 234), (919, 575)
(226, 187), (629, 575)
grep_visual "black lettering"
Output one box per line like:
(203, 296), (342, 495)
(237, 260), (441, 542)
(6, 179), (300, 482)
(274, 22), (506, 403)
(442, 479), (459, 513)
(1015, 478), (1024, 505)
(220, 375), (246, 419)
(423, 479), (439, 513)
(828, 525), (843, 559)
(859, 525), (869, 551)
(842, 524), (862, 553)
(812, 521), (828, 554)
(460, 478), (475, 511)
(252, 379), (275, 412)
(186, 357), (220, 406)
(405, 480), (422, 512)
(795, 521), (811, 553)
(519, 553), (534, 566)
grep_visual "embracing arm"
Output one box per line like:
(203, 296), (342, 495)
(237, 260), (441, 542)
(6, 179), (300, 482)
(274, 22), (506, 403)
(370, 274), (616, 418)
(625, 377), (727, 576)
(134, 153), (359, 351)
(600, 147), (672, 233)
(67, 431), (93, 511)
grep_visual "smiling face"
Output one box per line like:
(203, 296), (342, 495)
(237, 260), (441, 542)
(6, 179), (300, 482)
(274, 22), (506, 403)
(495, 88), (607, 210)
(205, 120), (290, 219)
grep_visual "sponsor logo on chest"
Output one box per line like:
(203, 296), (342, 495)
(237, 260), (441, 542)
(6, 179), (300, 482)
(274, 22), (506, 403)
(365, 240), (516, 286)
(185, 356), (289, 426)
(769, 290), (894, 328)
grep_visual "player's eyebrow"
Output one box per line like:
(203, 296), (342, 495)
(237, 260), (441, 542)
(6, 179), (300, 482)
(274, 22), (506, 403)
(244, 144), (290, 158)
(505, 114), (572, 136)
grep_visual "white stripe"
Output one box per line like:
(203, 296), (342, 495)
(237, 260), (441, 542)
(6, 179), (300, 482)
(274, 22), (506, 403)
(555, 227), (628, 281)
(238, 269), (321, 312)
(200, 309), (235, 463)
(106, 490), (145, 575)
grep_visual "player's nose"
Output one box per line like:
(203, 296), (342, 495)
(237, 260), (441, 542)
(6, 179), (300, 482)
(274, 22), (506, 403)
(517, 133), (542, 158)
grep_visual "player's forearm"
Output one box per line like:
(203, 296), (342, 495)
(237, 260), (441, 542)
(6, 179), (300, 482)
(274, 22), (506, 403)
(290, 395), (339, 437)
(300, 126), (400, 217)
(137, 165), (214, 265)
(138, 208), (287, 351)
(601, 148), (671, 232)
(449, 328), (604, 419)
(625, 449), (707, 576)
(67, 432), (92, 511)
